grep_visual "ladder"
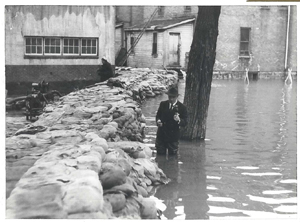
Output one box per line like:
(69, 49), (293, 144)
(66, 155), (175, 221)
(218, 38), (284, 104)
(117, 7), (159, 66)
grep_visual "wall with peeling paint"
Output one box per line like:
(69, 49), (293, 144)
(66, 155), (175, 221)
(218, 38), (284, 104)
(5, 5), (115, 84)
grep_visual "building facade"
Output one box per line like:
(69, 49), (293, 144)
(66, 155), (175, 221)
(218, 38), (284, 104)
(115, 5), (297, 78)
(124, 17), (195, 69)
(5, 5), (115, 93)
(215, 5), (297, 78)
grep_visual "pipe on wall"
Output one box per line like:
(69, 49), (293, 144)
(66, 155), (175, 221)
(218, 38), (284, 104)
(284, 5), (291, 70)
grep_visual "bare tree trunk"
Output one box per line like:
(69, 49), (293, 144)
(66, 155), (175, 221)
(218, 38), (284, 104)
(181, 6), (221, 140)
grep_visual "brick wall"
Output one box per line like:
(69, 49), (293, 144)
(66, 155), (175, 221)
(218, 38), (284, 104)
(143, 6), (198, 21)
(215, 5), (296, 73)
(117, 5), (297, 74)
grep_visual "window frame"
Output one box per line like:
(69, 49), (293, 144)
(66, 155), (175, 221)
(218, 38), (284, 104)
(152, 32), (158, 56)
(260, 6), (270, 10)
(63, 38), (80, 56)
(44, 37), (62, 56)
(130, 36), (135, 54)
(25, 37), (43, 56)
(157, 6), (165, 17)
(81, 38), (98, 56)
(239, 27), (251, 57)
(24, 36), (99, 59)
(184, 6), (191, 13)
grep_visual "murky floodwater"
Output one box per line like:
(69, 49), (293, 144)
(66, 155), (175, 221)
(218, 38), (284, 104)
(141, 79), (297, 219)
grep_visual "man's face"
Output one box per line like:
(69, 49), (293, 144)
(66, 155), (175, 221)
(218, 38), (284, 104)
(168, 95), (178, 104)
(102, 59), (106, 64)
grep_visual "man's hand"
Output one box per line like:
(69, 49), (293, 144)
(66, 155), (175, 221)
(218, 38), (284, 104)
(174, 113), (180, 122)
(157, 119), (163, 127)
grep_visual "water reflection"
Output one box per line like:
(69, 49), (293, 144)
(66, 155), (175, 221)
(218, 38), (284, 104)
(142, 79), (297, 219)
(234, 82), (250, 145)
(155, 140), (209, 219)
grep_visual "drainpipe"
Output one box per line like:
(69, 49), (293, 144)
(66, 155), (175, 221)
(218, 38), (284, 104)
(284, 5), (291, 70)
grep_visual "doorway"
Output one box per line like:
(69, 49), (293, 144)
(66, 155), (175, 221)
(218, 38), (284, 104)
(168, 33), (180, 66)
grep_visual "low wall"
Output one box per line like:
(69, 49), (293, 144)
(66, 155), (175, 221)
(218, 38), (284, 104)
(5, 68), (178, 219)
(212, 71), (297, 80)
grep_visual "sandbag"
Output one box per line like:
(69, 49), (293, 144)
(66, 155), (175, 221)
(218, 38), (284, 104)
(62, 185), (103, 214)
(113, 197), (141, 219)
(136, 185), (148, 197)
(104, 193), (126, 212)
(105, 183), (137, 197)
(117, 158), (131, 176)
(140, 197), (157, 219)
(99, 167), (127, 190)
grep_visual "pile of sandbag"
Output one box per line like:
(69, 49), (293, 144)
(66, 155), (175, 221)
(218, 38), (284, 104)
(25, 85), (145, 143)
(6, 68), (177, 219)
(6, 132), (168, 219)
(100, 141), (169, 219)
(109, 68), (178, 100)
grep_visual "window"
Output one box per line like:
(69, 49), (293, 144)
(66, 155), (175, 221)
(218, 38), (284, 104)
(260, 6), (270, 10)
(44, 37), (61, 55)
(152, 33), (158, 56)
(278, 5), (288, 10)
(184, 6), (191, 13)
(25, 37), (43, 55)
(157, 6), (164, 16)
(130, 36), (135, 53)
(81, 38), (97, 55)
(24, 36), (98, 58)
(240, 27), (250, 56)
(63, 38), (79, 55)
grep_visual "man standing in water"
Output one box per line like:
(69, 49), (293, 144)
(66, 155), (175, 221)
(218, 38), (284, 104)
(155, 87), (188, 155)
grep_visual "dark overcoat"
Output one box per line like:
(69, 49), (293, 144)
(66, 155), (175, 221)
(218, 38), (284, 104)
(155, 100), (188, 142)
(97, 62), (113, 82)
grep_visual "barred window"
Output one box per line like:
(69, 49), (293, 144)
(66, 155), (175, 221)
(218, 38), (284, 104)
(45, 37), (61, 55)
(25, 37), (43, 55)
(63, 38), (79, 55)
(81, 38), (97, 55)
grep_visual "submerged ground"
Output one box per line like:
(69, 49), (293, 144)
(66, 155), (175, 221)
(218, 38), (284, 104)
(142, 79), (297, 219)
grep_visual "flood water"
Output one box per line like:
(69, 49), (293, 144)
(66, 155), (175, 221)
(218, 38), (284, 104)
(141, 79), (297, 219)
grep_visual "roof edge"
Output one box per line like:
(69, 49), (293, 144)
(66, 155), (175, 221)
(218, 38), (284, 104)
(124, 18), (195, 32)
(115, 23), (124, 28)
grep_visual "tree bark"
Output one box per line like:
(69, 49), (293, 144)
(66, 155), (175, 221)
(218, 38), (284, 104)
(181, 6), (221, 140)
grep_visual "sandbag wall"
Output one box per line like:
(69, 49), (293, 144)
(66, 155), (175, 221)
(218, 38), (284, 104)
(6, 68), (178, 219)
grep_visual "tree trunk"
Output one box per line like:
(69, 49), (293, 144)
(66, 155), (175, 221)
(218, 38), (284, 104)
(181, 6), (221, 140)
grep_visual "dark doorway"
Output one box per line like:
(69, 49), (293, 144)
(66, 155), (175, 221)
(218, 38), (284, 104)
(248, 71), (258, 80)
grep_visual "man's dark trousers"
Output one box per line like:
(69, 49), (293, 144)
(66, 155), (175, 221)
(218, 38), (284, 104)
(155, 100), (188, 155)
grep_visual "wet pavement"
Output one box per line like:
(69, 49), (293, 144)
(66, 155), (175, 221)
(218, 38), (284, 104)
(141, 79), (297, 219)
